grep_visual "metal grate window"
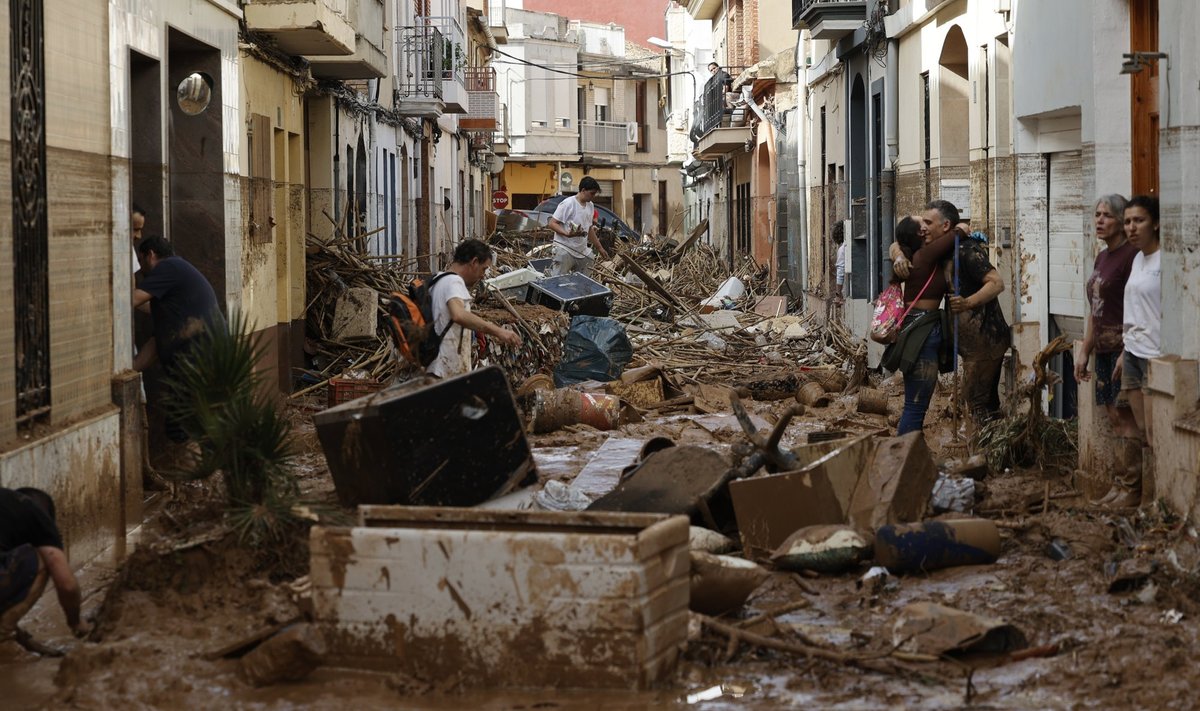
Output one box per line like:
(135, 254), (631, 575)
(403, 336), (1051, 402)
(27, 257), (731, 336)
(10, 0), (51, 427)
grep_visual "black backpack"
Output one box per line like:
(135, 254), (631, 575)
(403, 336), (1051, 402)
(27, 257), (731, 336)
(384, 272), (453, 367)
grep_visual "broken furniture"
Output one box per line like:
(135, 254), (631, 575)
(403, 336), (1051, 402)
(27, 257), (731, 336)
(310, 507), (689, 689)
(312, 366), (536, 507)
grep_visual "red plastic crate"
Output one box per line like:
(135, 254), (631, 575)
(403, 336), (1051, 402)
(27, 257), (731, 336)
(327, 377), (384, 408)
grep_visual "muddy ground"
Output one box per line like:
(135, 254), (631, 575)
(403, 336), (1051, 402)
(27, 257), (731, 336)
(4, 377), (1200, 710)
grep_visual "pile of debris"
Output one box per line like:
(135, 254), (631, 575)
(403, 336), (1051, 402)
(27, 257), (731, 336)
(300, 230), (406, 393)
(300, 223), (866, 405)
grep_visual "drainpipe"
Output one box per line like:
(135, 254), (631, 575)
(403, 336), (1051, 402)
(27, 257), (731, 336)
(796, 37), (809, 290)
(881, 37), (899, 283)
(475, 14), (498, 52)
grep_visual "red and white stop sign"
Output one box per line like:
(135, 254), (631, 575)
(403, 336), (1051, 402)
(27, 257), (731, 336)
(492, 190), (509, 209)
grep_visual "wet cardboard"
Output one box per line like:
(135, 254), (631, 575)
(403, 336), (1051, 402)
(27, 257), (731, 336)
(587, 445), (731, 521)
(848, 431), (937, 529)
(730, 435), (876, 558)
(892, 602), (1027, 656)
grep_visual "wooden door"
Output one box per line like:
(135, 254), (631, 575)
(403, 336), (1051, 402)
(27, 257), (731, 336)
(1130, 0), (1159, 195)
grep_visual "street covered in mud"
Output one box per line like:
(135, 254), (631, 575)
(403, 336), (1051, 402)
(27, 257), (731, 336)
(5, 234), (1200, 711)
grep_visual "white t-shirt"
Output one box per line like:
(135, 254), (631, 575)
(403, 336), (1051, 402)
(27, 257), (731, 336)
(1122, 249), (1162, 360)
(551, 196), (595, 258)
(426, 273), (474, 378)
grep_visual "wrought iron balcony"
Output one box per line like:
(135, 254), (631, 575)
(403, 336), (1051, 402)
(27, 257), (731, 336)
(690, 73), (751, 159)
(461, 67), (498, 130)
(580, 120), (630, 155)
(792, 0), (867, 40)
(424, 16), (469, 113)
(243, 0), (355, 57)
(396, 24), (445, 117)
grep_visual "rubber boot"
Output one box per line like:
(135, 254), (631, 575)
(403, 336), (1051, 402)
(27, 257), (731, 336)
(1105, 438), (1143, 509)
(1139, 446), (1156, 508)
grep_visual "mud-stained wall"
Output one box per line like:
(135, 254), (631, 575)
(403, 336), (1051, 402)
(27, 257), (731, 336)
(805, 181), (846, 300)
(0, 410), (122, 564)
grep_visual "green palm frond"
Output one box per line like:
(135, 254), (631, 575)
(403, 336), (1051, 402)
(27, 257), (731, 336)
(160, 310), (303, 543)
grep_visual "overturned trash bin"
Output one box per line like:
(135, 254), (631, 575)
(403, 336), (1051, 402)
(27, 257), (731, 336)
(313, 366), (536, 507)
(310, 507), (689, 689)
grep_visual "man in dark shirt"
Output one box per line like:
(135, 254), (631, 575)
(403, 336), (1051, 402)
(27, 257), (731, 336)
(1, 487), (89, 640)
(133, 236), (224, 443)
(947, 233), (1010, 426)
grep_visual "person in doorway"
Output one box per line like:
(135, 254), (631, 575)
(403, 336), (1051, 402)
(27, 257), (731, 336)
(832, 222), (846, 302)
(826, 222), (846, 324)
(132, 236), (224, 449)
(1075, 195), (1139, 438)
(1, 487), (89, 643)
(894, 203), (959, 436)
(1107, 194), (1162, 507)
(131, 203), (146, 276)
(427, 239), (522, 379)
(547, 176), (610, 276)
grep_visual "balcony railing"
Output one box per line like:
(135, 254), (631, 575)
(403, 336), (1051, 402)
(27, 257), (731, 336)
(693, 74), (728, 138)
(580, 120), (629, 155)
(420, 16), (465, 87)
(462, 67), (498, 130)
(397, 25), (445, 101)
(487, 0), (506, 28)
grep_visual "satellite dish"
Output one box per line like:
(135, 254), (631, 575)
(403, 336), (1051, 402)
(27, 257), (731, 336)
(487, 155), (505, 174)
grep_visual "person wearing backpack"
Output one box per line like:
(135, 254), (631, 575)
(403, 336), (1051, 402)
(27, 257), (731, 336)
(427, 239), (521, 378)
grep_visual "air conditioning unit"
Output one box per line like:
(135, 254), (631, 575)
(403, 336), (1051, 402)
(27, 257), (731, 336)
(626, 122), (639, 144)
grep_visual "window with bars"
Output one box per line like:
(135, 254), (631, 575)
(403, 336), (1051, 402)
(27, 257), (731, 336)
(11, 0), (51, 427)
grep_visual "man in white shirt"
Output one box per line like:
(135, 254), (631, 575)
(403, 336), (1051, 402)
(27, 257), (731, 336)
(427, 239), (522, 379)
(547, 176), (611, 276)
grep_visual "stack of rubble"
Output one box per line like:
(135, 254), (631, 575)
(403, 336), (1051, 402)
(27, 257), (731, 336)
(301, 232), (406, 392)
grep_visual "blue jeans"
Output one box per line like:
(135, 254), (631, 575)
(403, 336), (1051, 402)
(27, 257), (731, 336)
(897, 318), (942, 436)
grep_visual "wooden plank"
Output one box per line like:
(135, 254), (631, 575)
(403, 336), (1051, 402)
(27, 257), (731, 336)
(672, 218), (709, 256)
(619, 252), (687, 311)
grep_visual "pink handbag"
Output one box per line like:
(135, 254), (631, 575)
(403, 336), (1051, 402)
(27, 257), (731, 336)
(869, 270), (936, 344)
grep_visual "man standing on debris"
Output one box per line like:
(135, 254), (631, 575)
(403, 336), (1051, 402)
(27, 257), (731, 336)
(1, 487), (90, 642)
(547, 176), (611, 276)
(133, 236), (225, 450)
(428, 239), (522, 379)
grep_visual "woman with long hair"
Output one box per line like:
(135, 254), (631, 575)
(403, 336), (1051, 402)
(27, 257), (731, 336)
(893, 203), (959, 435)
